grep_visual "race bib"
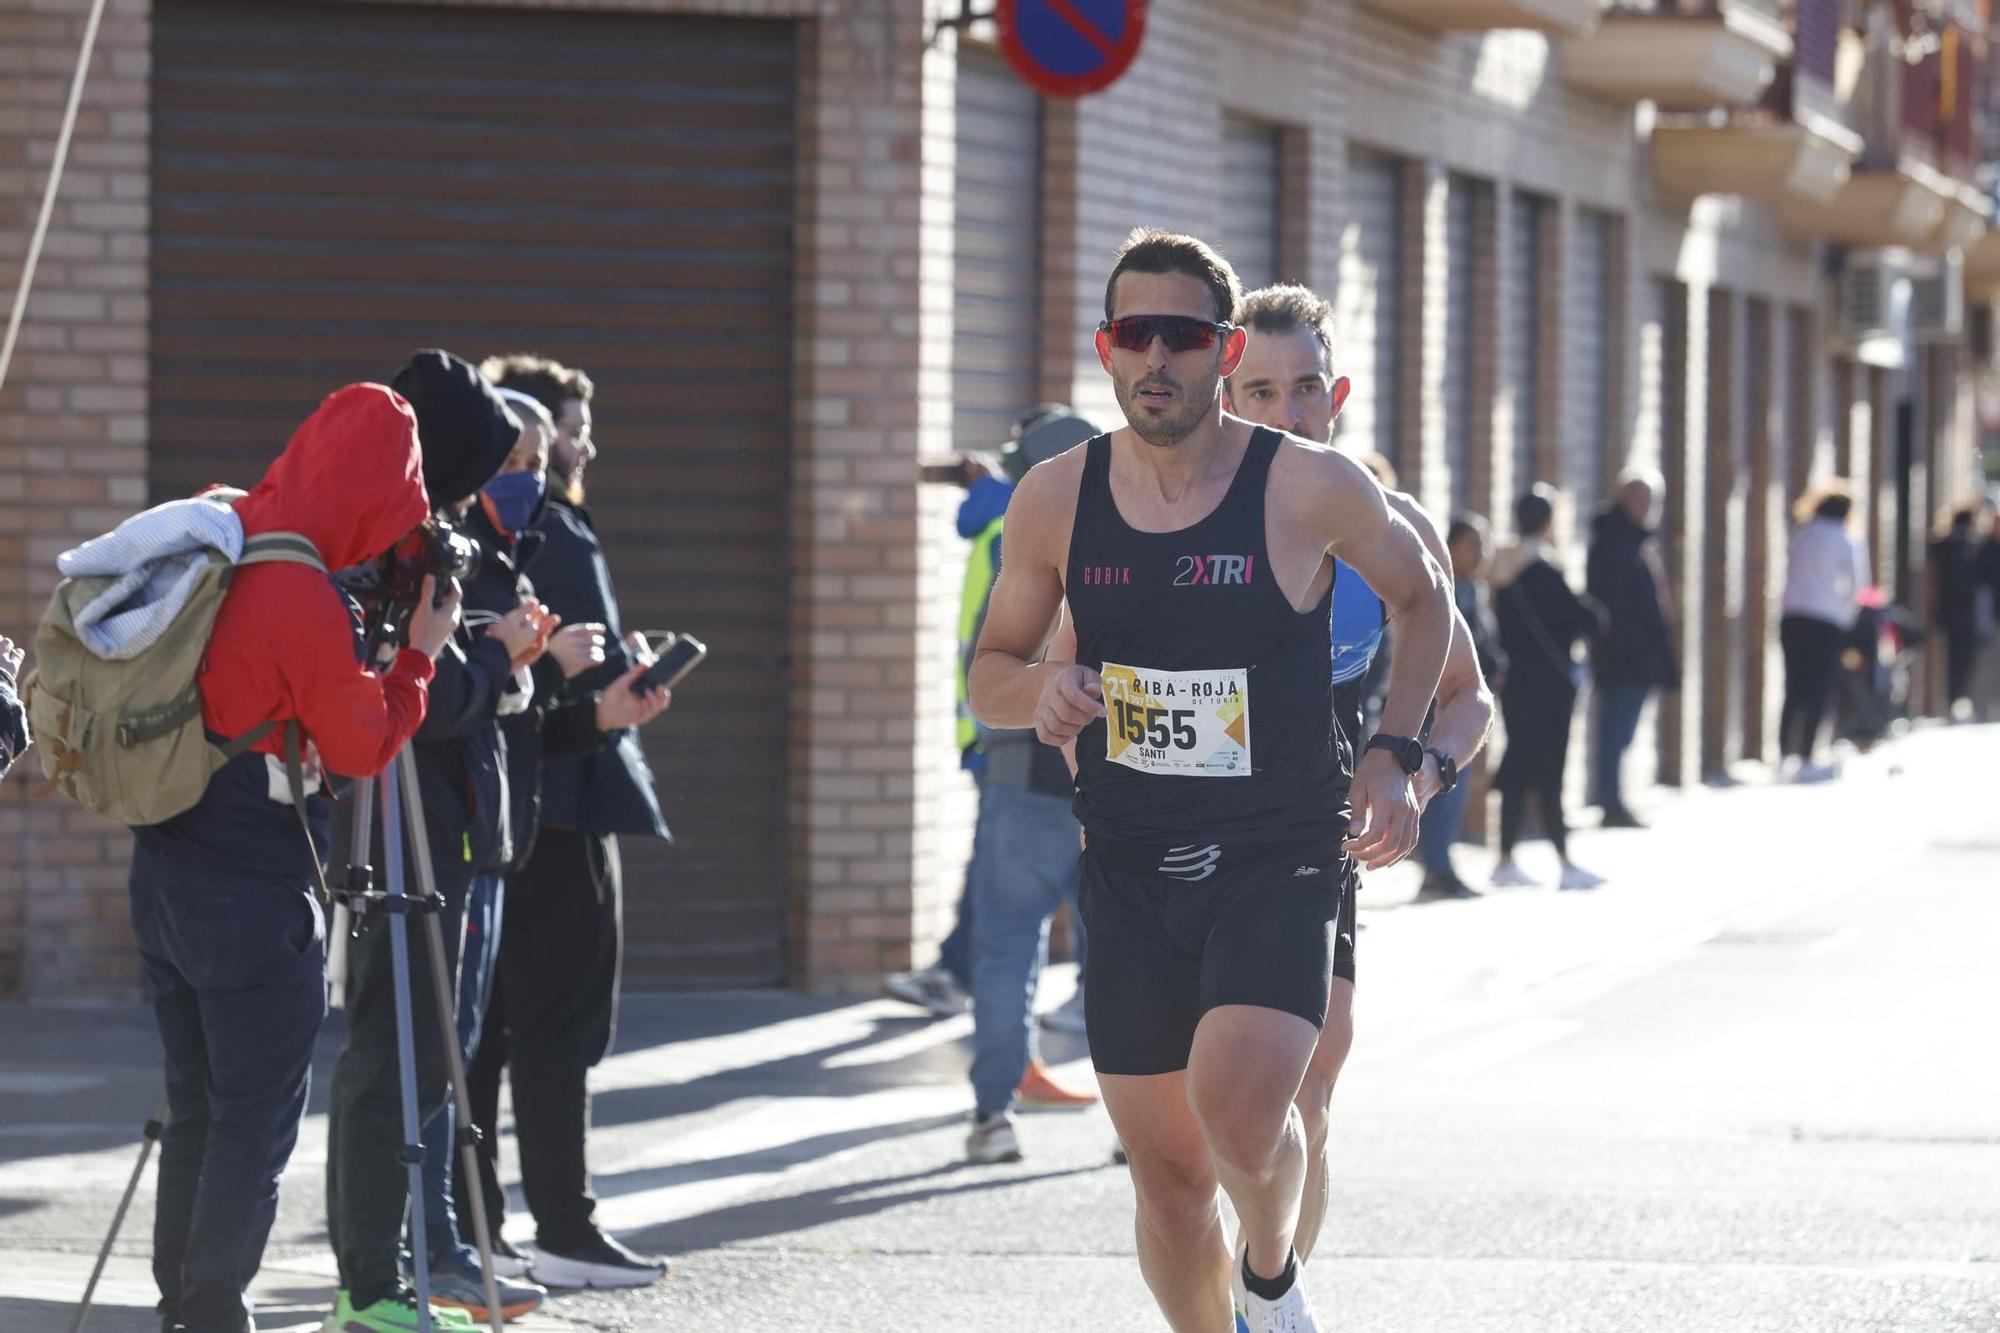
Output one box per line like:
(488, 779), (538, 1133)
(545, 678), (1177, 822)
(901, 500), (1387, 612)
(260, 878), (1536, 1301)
(1101, 662), (1251, 777)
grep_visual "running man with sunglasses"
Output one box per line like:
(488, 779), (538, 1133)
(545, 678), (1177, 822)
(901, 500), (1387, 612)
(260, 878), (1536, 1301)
(969, 230), (1452, 1333)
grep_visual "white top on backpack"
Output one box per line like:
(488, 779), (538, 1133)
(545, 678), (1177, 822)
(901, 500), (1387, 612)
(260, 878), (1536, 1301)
(55, 493), (246, 662)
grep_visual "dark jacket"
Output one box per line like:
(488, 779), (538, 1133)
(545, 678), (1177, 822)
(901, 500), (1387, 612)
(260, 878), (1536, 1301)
(1587, 506), (1678, 689)
(0, 677), (26, 786)
(1453, 577), (1508, 686)
(526, 495), (670, 841)
(1490, 545), (1606, 790)
(141, 385), (434, 880)
(462, 500), (615, 873)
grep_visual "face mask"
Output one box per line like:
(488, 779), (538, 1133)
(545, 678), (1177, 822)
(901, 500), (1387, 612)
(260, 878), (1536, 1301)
(482, 469), (545, 535)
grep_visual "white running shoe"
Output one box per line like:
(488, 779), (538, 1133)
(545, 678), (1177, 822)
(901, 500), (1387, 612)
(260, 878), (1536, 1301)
(1490, 859), (1537, 888)
(884, 965), (969, 1018)
(966, 1112), (1023, 1164)
(1559, 863), (1606, 891)
(1039, 988), (1087, 1034)
(1234, 1251), (1320, 1333)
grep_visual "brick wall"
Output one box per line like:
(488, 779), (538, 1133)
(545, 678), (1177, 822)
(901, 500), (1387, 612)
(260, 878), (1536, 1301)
(0, 0), (151, 995)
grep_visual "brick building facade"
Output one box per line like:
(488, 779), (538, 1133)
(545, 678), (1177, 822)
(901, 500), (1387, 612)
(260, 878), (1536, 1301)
(1, 0), (1987, 997)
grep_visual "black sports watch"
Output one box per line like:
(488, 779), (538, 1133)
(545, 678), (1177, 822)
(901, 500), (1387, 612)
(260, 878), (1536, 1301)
(1363, 733), (1425, 776)
(1426, 747), (1459, 793)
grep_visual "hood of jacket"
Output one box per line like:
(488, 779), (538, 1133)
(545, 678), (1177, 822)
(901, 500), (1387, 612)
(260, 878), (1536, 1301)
(232, 383), (430, 572)
(391, 349), (520, 508)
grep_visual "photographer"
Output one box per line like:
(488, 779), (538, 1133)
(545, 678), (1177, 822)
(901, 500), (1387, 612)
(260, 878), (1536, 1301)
(130, 384), (454, 1333)
(322, 351), (535, 1333)
(411, 388), (665, 1315)
(468, 354), (671, 1287)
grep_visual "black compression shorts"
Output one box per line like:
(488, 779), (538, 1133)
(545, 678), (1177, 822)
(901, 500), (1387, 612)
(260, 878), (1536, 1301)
(1080, 835), (1353, 1077)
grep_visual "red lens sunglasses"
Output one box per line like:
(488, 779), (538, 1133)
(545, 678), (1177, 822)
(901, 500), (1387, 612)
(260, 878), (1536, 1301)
(1098, 315), (1238, 354)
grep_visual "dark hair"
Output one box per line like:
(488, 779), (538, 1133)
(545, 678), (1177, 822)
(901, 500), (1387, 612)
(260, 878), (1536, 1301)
(479, 353), (594, 418)
(1104, 228), (1241, 325)
(1446, 513), (1489, 548)
(1815, 493), (1853, 523)
(1514, 484), (1557, 537)
(1240, 284), (1334, 360)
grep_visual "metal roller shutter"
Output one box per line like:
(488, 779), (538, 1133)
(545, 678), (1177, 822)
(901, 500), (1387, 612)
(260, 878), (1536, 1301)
(150, 0), (799, 986)
(954, 48), (1041, 453)
(1566, 210), (1613, 506)
(1220, 115), (1281, 293)
(1444, 175), (1480, 514)
(1504, 191), (1546, 512)
(1334, 149), (1402, 464)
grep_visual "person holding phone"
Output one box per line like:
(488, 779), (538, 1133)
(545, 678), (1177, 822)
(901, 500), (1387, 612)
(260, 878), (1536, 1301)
(470, 354), (674, 1289)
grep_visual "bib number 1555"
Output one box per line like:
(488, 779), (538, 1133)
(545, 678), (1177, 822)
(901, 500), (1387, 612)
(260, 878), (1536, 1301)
(1111, 699), (1196, 751)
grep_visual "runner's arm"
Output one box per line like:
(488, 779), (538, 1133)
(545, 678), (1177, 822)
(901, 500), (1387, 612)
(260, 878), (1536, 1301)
(1324, 473), (1452, 745)
(968, 469), (1100, 738)
(1383, 492), (1494, 793)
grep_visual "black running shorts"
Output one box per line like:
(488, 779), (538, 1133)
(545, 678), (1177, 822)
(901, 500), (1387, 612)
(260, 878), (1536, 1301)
(1080, 835), (1353, 1077)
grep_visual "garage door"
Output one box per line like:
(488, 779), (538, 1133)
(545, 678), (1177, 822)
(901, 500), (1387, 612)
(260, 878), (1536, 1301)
(1444, 175), (1484, 515)
(1220, 115), (1282, 293)
(150, 0), (799, 986)
(1503, 190), (1547, 517)
(955, 47), (1041, 453)
(1334, 148), (1402, 468)
(1565, 209), (1614, 508)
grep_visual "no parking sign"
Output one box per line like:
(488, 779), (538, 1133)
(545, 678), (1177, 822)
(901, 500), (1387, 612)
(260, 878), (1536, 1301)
(997, 0), (1148, 98)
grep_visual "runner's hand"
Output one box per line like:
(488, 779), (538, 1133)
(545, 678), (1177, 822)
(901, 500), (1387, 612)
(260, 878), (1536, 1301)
(1411, 753), (1443, 808)
(1344, 751), (1421, 870)
(1035, 664), (1105, 747)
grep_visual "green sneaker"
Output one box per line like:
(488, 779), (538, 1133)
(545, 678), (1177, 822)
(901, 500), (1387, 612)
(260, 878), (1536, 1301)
(324, 1286), (478, 1332)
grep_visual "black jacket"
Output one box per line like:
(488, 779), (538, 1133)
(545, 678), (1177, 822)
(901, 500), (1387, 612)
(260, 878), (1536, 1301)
(525, 496), (670, 841)
(462, 501), (615, 873)
(1587, 507), (1678, 689)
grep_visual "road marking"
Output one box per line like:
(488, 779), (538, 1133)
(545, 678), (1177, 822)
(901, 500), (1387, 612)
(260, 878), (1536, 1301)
(1423, 1019), (1580, 1075)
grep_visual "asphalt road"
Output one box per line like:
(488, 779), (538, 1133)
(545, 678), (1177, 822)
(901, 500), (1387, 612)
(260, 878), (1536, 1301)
(2, 723), (1995, 1332)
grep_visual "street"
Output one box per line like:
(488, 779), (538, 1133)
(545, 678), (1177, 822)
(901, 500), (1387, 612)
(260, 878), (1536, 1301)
(2, 723), (1995, 1333)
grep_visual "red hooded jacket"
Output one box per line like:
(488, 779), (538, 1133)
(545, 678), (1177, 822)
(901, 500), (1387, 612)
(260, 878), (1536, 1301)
(201, 383), (436, 778)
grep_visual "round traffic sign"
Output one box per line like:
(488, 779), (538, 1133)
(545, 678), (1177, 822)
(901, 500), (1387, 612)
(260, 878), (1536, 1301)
(996, 0), (1148, 99)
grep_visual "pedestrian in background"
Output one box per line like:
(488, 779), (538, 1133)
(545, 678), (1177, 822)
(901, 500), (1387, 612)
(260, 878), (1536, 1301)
(1415, 515), (1506, 898)
(1587, 467), (1677, 829)
(0, 634), (25, 785)
(1928, 501), (1991, 721)
(1780, 481), (1869, 781)
(1489, 485), (1606, 891)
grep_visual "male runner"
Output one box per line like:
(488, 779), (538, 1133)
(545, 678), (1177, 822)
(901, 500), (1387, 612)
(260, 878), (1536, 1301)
(969, 230), (1453, 1333)
(1225, 282), (1496, 1267)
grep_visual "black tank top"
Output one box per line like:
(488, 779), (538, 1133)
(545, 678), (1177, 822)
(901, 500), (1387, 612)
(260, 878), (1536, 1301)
(1065, 428), (1349, 845)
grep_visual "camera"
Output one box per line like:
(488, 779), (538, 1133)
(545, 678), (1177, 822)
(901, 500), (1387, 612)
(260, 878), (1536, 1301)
(339, 515), (481, 643)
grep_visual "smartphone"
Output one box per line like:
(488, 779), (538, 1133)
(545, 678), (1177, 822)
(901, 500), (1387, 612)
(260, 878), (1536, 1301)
(629, 633), (706, 694)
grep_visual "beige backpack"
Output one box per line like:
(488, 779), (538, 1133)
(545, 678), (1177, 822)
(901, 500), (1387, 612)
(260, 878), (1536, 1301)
(24, 527), (325, 828)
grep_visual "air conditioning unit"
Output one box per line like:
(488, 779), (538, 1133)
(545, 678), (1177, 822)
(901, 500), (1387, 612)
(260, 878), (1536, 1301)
(1833, 252), (1897, 349)
(1912, 251), (1965, 343)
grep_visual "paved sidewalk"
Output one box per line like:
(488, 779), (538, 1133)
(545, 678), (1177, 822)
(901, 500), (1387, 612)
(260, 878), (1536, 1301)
(1, 723), (1989, 1333)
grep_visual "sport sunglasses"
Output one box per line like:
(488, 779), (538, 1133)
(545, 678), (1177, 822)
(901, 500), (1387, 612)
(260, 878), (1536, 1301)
(1097, 315), (1238, 353)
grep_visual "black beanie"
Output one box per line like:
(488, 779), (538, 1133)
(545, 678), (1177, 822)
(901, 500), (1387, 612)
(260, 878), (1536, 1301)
(390, 349), (520, 507)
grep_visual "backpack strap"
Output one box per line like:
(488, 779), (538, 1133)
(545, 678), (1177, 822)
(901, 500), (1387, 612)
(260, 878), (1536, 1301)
(281, 721), (334, 905)
(238, 532), (326, 574)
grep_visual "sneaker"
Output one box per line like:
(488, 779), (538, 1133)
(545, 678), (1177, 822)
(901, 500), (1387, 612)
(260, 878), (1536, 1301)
(1015, 1058), (1099, 1107)
(967, 1111), (1023, 1164)
(528, 1231), (668, 1290)
(1795, 760), (1838, 784)
(418, 1246), (546, 1323)
(883, 965), (970, 1018)
(1039, 987), (1087, 1034)
(1234, 1248), (1319, 1332)
(1414, 873), (1479, 902)
(1558, 863), (1606, 891)
(1490, 859), (1537, 889)
(1599, 805), (1646, 830)
(482, 1235), (532, 1281)
(324, 1286), (477, 1332)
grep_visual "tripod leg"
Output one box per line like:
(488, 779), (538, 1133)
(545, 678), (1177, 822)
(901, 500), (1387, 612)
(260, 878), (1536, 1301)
(70, 1093), (168, 1333)
(379, 761), (435, 1332)
(398, 748), (507, 1333)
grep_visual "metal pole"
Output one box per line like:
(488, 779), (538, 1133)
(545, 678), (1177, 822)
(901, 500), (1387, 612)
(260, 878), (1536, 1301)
(378, 758), (435, 1332)
(68, 1093), (168, 1333)
(397, 747), (506, 1333)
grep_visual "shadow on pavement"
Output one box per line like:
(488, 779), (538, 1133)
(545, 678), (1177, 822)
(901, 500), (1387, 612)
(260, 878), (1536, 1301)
(592, 1112), (969, 1203)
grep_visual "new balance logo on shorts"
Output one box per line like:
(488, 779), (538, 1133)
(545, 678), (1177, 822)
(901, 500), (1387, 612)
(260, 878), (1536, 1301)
(1158, 844), (1221, 882)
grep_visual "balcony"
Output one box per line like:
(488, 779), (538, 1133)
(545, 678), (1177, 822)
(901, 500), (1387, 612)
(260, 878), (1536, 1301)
(1965, 228), (2000, 300)
(1776, 160), (1957, 249)
(1563, 0), (1792, 108)
(1356, 0), (1599, 36)
(1650, 112), (1859, 205)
